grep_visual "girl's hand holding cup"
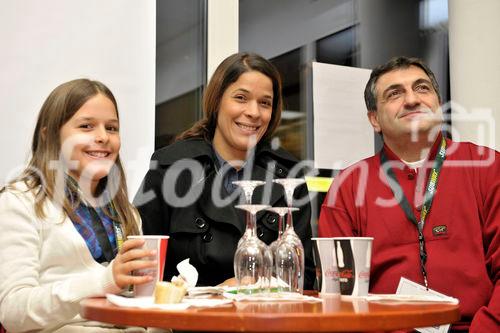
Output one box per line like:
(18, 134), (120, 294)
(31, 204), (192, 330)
(112, 238), (158, 289)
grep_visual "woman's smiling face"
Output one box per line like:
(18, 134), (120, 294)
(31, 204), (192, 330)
(212, 70), (273, 162)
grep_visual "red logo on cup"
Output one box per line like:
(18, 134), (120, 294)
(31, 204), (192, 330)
(325, 269), (338, 278)
(358, 271), (370, 279)
(339, 269), (353, 279)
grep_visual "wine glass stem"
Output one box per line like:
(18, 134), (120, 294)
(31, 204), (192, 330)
(286, 207), (294, 231)
(244, 189), (253, 204)
(277, 214), (284, 239)
(244, 193), (252, 236)
(246, 211), (251, 230)
(248, 212), (257, 237)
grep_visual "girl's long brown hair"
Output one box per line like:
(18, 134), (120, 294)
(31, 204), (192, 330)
(3, 79), (139, 236)
(177, 52), (283, 142)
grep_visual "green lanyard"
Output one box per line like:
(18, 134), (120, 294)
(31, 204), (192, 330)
(380, 137), (447, 289)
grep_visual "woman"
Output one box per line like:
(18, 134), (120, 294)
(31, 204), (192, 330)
(135, 52), (315, 288)
(0, 79), (156, 332)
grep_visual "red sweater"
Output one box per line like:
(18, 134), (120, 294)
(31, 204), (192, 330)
(318, 136), (499, 332)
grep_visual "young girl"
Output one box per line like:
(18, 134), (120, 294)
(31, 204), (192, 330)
(0, 79), (155, 332)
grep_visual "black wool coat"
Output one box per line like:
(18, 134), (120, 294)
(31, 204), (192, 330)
(134, 138), (315, 288)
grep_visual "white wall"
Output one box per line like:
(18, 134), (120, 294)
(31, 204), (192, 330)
(449, 0), (500, 150)
(207, 0), (239, 81)
(0, 0), (156, 195)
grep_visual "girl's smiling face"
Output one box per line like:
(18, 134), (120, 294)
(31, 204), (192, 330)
(59, 93), (120, 188)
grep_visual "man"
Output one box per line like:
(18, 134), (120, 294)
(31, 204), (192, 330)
(318, 56), (499, 332)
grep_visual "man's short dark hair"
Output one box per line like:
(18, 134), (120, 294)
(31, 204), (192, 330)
(364, 56), (441, 112)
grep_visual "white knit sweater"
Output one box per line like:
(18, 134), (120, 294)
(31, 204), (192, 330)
(0, 182), (132, 332)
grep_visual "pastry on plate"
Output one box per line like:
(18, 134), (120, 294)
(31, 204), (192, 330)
(154, 276), (188, 304)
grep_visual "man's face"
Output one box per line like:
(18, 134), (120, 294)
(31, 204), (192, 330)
(368, 65), (442, 143)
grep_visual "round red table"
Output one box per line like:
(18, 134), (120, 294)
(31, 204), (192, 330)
(80, 293), (460, 332)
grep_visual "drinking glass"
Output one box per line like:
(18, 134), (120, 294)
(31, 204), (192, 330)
(266, 207), (294, 255)
(234, 204), (271, 294)
(273, 178), (306, 293)
(274, 235), (301, 293)
(233, 180), (266, 247)
(266, 206), (299, 292)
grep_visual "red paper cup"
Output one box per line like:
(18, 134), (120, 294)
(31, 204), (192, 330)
(127, 235), (169, 297)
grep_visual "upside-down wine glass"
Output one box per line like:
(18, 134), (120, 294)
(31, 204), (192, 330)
(234, 204), (271, 294)
(232, 180), (265, 247)
(273, 178), (306, 293)
(233, 181), (273, 293)
(266, 206), (300, 292)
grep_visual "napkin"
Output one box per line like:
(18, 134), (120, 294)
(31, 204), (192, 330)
(187, 286), (226, 297)
(176, 258), (198, 288)
(106, 294), (190, 310)
(365, 294), (459, 304)
(106, 294), (232, 310)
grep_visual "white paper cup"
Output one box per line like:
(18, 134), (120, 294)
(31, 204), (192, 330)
(127, 235), (169, 297)
(333, 237), (373, 297)
(312, 237), (340, 295)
